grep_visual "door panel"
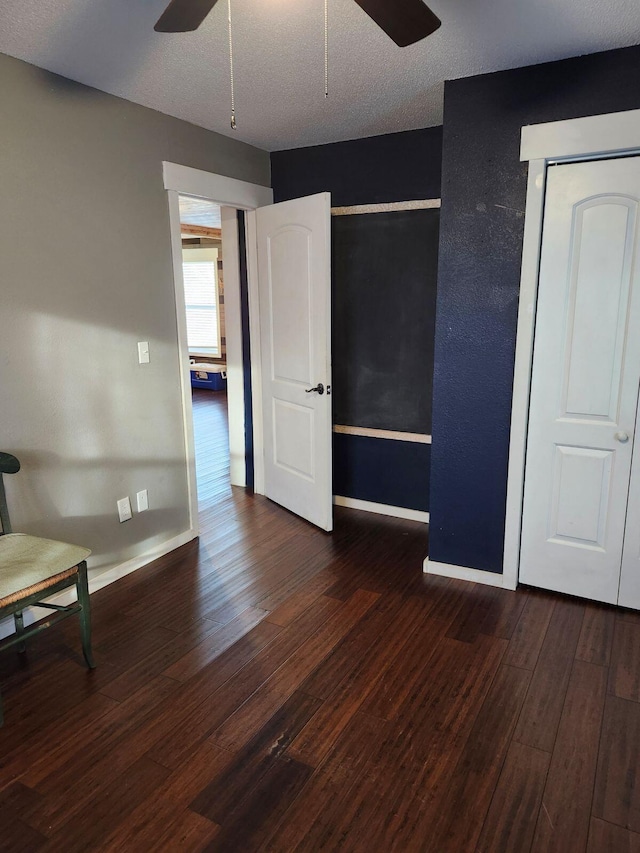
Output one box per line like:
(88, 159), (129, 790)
(256, 192), (332, 531)
(269, 227), (313, 384)
(520, 158), (640, 604)
(562, 200), (635, 421)
(548, 445), (613, 549)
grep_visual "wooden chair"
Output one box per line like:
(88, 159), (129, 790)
(0, 452), (94, 725)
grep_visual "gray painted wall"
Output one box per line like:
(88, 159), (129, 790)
(0, 52), (270, 578)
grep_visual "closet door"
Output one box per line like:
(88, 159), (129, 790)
(519, 157), (640, 604)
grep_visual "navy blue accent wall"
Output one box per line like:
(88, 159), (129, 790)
(271, 127), (443, 513)
(271, 127), (442, 206)
(430, 43), (640, 574)
(333, 433), (430, 513)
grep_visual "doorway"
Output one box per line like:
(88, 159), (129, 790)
(163, 162), (273, 535)
(178, 195), (232, 511)
(163, 163), (333, 535)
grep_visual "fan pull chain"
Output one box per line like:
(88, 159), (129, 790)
(324, 0), (329, 97)
(228, 0), (236, 129)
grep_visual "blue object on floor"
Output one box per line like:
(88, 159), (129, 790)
(190, 363), (227, 391)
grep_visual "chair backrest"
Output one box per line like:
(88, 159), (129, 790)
(0, 453), (20, 535)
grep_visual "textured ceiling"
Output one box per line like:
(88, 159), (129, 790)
(0, 0), (639, 151)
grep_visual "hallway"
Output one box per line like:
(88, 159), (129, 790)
(192, 388), (232, 512)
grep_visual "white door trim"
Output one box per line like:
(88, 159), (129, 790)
(245, 210), (265, 495)
(521, 108), (640, 163)
(163, 163), (273, 209)
(220, 206), (248, 489)
(163, 163), (273, 530)
(504, 109), (640, 590)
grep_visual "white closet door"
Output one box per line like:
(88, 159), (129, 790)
(520, 157), (640, 604)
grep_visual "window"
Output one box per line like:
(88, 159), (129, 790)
(182, 248), (220, 356)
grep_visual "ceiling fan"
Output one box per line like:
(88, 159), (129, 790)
(154, 0), (441, 47)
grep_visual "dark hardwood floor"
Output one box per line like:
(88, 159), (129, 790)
(1, 388), (639, 851)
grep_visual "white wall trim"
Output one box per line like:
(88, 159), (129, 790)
(220, 207), (246, 487)
(333, 425), (431, 444)
(502, 159), (547, 592)
(163, 162), (273, 507)
(505, 109), (640, 591)
(167, 189), (200, 531)
(87, 530), (197, 594)
(163, 162), (272, 209)
(0, 529), (197, 640)
(334, 496), (429, 523)
(521, 108), (640, 163)
(331, 199), (440, 216)
(424, 558), (516, 589)
(245, 210), (265, 495)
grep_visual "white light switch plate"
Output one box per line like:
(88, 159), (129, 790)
(117, 496), (132, 522)
(136, 489), (149, 512)
(137, 341), (150, 364)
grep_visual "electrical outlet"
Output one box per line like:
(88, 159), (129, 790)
(136, 489), (149, 512)
(117, 496), (132, 522)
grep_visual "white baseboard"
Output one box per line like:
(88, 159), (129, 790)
(0, 529), (198, 640)
(423, 558), (517, 590)
(334, 496), (429, 524)
(86, 529), (198, 595)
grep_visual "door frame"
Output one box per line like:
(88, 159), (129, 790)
(503, 108), (640, 590)
(163, 162), (273, 532)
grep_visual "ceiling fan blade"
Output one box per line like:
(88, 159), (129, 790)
(154, 0), (220, 32)
(352, 0), (441, 47)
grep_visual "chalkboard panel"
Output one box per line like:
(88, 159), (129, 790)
(332, 208), (439, 434)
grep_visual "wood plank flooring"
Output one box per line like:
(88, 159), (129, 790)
(1, 388), (639, 851)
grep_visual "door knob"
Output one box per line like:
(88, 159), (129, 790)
(305, 383), (324, 395)
(615, 431), (630, 443)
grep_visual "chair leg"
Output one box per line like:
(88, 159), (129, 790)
(76, 561), (95, 670)
(0, 688), (3, 727)
(14, 611), (26, 654)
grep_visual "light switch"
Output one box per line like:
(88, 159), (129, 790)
(136, 489), (149, 512)
(137, 341), (150, 364)
(117, 497), (132, 523)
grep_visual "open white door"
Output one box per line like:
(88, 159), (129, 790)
(256, 192), (332, 531)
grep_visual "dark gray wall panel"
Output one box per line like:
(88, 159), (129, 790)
(332, 208), (439, 433)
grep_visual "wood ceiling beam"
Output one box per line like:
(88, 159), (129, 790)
(180, 223), (222, 239)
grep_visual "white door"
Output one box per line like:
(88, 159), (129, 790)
(256, 192), (332, 531)
(520, 157), (640, 604)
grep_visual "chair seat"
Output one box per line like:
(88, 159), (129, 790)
(0, 534), (91, 607)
